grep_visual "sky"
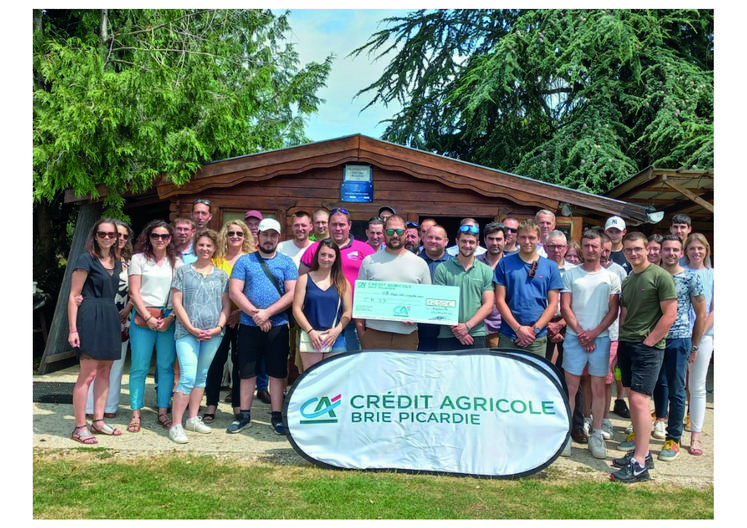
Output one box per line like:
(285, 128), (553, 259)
(286, 9), (407, 142)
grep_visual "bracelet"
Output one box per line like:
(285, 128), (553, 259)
(464, 322), (471, 331)
(145, 314), (153, 322)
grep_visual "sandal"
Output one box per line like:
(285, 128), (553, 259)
(157, 413), (173, 429)
(91, 419), (122, 436)
(127, 415), (141, 433)
(71, 424), (98, 445)
(689, 440), (703, 456)
(202, 406), (217, 424)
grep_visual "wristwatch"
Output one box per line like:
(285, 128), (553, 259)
(692, 344), (699, 352)
(533, 326), (542, 335)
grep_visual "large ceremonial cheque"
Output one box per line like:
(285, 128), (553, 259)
(352, 280), (460, 325)
(284, 350), (571, 478)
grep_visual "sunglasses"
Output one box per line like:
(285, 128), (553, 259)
(193, 198), (211, 206)
(505, 227), (517, 233)
(406, 221), (419, 228)
(385, 228), (405, 236)
(118, 233), (129, 241)
(227, 231), (244, 237)
(528, 260), (538, 279)
(459, 225), (479, 234)
(150, 233), (171, 241)
(330, 208), (349, 216)
(96, 231), (117, 239)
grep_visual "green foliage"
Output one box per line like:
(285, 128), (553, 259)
(33, 9), (332, 216)
(353, 9), (713, 194)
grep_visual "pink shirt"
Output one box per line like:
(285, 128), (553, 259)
(301, 239), (375, 301)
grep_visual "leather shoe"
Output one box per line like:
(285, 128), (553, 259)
(571, 426), (588, 444)
(256, 389), (272, 404)
(613, 398), (631, 419)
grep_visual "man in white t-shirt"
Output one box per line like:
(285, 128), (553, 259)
(356, 215), (431, 350)
(277, 211), (313, 268)
(561, 229), (621, 459)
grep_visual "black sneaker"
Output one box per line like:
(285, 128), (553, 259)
(610, 457), (651, 483)
(613, 399), (631, 419)
(611, 450), (655, 470)
(271, 416), (286, 435)
(226, 411), (251, 434)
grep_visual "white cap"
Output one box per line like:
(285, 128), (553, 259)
(604, 216), (626, 231)
(258, 218), (281, 234)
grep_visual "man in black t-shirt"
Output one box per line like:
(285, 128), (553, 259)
(605, 216), (632, 275)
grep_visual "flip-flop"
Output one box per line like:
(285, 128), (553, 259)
(91, 419), (122, 436)
(689, 441), (703, 456)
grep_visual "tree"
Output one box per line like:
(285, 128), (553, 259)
(33, 9), (332, 215)
(353, 9), (713, 193)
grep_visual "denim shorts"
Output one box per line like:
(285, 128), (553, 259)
(562, 334), (611, 377)
(617, 341), (665, 396)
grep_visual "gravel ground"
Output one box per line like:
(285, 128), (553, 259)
(32, 363), (714, 488)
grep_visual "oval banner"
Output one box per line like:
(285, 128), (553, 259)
(284, 349), (571, 478)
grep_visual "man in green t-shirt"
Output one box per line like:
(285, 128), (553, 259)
(610, 232), (676, 483)
(433, 223), (494, 350)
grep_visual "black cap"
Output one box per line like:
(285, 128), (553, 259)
(378, 205), (396, 215)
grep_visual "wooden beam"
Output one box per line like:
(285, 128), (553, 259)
(662, 175), (715, 213)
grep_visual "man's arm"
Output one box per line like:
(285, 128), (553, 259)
(642, 298), (676, 347)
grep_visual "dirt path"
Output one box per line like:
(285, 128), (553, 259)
(32, 364), (714, 488)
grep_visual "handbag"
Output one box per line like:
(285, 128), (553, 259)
(134, 306), (163, 327)
(298, 296), (341, 353)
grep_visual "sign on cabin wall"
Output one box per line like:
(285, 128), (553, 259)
(284, 349), (571, 478)
(341, 164), (373, 203)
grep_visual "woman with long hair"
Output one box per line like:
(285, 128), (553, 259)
(168, 229), (231, 443)
(85, 220), (134, 418)
(565, 240), (582, 266)
(202, 219), (255, 422)
(68, 218), (123, 443)
(292, 238), (352, 370)
(127, 220), (182, 433)
(683, 233), (714, 456)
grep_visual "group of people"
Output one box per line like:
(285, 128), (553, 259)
(66, 201), (714, 483)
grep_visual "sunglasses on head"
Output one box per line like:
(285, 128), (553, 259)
(96, 231), (117, 239)
(459, 225), (479, 234)
(150, 233), (171, 241)
(385, 228), (405, 236)
(406, 221), (419, 228)
(330, 208), (349, 216)
(193, 198), (211, 206)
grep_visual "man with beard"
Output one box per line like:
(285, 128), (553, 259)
(404, 222), (420, 253)
(228, 219), (298, 435)
(356, 215), (431, 351)
(477, 222), (506, 348)
(416, 223), (452, 351)
(434, 223), (494, 350)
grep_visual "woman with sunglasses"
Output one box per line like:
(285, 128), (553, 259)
(68, 218), (124, 443)
(293, 238), (352, 370)
(168, 229), (231, 443)
(127, 220), (182, 433)
(202, 220), (255, 423)
(85, 220), (134, 419)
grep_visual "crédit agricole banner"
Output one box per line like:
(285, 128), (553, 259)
(284, 349), (571, 478)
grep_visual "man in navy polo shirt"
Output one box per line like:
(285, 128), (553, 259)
(494, 218), (563, 357)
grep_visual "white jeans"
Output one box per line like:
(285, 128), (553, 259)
(86, 340), (128, 414)
(688, 335), (713, 433)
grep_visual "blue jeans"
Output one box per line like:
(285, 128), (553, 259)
(128, 312), (176, 410)
(175, 334), (222, 394)
(653, 337), (691, 442)
(344, 324), (361, 352)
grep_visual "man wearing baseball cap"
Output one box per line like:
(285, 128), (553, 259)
(244, 210), (263, 244)
(228, 217), (298, 435)
(605, 216), (631, 275)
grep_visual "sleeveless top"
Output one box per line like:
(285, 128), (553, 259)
(303, 276), (343, 331)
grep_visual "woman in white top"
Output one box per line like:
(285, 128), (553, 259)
(127, 220), (182, 433)
(683, 233), (714, 456)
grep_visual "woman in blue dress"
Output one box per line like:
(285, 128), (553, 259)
(292, 238), (352, 370)
(68, 218), (123, 444)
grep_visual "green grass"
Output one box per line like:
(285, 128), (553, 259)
(33, 450), (713, 519)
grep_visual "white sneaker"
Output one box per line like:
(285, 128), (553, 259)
(652, 420), (666, 440)
(583, 417), (592, 437)
(185, 416), (212, 434)
(169, 424), (188, 444)
(589, 431), (607, 459)
(601, 418), (613, 440)
(561, 437), (572, 457)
